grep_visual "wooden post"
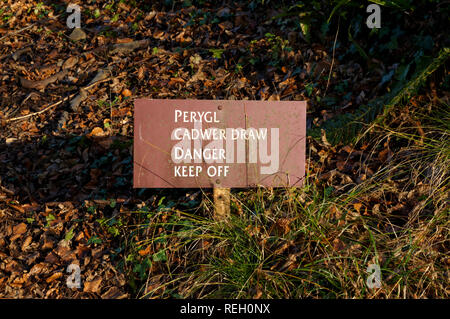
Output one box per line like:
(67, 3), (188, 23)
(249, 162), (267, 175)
(213, 187), (230, 221)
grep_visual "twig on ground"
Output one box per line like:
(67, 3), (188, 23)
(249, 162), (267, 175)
(6, 93), (76, 123)
(0, 24), (35, 41)
(6, 77), (116, 123)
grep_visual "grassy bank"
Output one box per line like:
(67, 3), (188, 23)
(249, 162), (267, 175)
(117, 86), (448, 299)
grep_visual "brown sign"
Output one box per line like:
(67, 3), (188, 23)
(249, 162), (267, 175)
(134, 99), (306, 188)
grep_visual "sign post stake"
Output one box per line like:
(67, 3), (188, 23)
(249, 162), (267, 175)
(213, 187), (230, 221)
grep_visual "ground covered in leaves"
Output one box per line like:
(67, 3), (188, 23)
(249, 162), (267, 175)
(0, 0), (448, 298)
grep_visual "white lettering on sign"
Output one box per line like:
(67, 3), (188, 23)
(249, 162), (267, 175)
(173, 147), (226, 161)
(174, 110), (220, 123)
(170, 110), (279, 178)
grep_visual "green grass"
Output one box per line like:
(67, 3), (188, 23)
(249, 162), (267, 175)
(111, 83), (449, 299)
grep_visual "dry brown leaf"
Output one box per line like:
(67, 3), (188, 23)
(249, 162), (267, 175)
(121, 88), (132, 97)
(116, 38), (133, 44)
(63, 56), (78, 69)
(353, 203), (363, 214)
(20, 70), (68, 90)
(110, 39), (150, 54)
(378, 148), (390, 162)
(46, 272), (63, 283)
(101, 287), (128, 299)
(83, 276), (102, 293)
(21, 236), (32, 251)
(138, 245), (151, 256)
(332, 238), (346, 251)
(89, 127), (106, 137)
(11, 222), (27, 239)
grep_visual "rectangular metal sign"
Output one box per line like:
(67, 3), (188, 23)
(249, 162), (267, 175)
(134, 99), (306, 188)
